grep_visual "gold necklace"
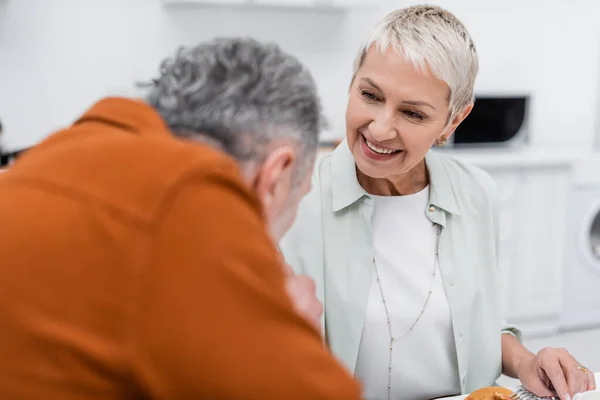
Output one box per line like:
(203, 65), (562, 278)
(372, 223), (442, 400)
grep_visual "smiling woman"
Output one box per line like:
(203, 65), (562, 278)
(280, 4), (595, 400)
(346, 19), (475, 195)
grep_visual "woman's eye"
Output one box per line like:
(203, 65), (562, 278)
(361, 91), (379, 101)
(405, 110), (425, 121)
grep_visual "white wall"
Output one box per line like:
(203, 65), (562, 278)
(0, 0), (352, 149)
(1, 0), (599, 151)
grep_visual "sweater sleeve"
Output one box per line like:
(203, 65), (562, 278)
(131, 170), (363, 400)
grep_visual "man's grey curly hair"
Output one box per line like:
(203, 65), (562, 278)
(143, 37), (324, 176)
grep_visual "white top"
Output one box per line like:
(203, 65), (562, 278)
(354, 186), (461, 400)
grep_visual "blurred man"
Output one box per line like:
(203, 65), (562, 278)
(0, 118), (7, 168)
(0, 38), (362, 400)
(0, 120), (28, 168)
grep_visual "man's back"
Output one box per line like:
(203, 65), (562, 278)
(0, 98), (362, 399)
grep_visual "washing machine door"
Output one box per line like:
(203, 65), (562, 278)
(581, 201), (600, 273)
(561, 190), (600, 331)
(589, 214), (600, 262)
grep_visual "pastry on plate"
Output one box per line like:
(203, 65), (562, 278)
(465, 386), (513, 400)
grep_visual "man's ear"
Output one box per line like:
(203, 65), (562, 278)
(251, 146), (296, 214)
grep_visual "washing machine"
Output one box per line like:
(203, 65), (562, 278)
(560, 157), (600, 331)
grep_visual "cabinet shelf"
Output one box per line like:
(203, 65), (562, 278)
(162, 0), (374, 11)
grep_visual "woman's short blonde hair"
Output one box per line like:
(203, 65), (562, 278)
(353, 5), (479, 120)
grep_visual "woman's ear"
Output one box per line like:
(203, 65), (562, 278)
(445, 103), (474, 139)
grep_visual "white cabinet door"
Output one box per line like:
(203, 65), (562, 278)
(483, 166), (570, 338)
(483, 170), (522, 324)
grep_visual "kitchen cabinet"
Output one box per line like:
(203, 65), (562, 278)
(440, 149), (574, 339)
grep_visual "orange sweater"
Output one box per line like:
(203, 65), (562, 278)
(0, 98), (362, 400)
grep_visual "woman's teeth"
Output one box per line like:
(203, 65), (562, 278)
(366, 138), (399, 155)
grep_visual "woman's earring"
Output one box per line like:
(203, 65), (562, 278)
(435, 135), (447, 146)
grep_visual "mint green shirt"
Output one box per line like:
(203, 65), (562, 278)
(280, 141), (521, 394)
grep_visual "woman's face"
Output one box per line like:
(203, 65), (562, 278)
(346, 46), (471, 181)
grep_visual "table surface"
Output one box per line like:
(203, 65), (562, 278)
(442, 372), (600, 400)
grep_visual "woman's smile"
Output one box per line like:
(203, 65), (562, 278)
(360, 132), (404, 162)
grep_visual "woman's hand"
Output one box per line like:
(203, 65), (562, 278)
(516, 347), (596, 400)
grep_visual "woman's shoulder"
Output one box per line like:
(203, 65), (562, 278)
(428, 151), (499, 210)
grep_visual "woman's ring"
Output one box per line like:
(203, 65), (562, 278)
(578, 366), (589, 374)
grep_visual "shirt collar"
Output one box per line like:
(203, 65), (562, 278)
(330, 140), (461, 216)
(331, 141), (368, 212)
(425, 150), (461, 215)
(74, 97), (169, 136)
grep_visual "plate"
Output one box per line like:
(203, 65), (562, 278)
(440, 374), (599, 400)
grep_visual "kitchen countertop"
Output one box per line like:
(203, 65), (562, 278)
(432, 147), (579, 169)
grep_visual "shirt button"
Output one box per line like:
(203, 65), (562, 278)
(459, 332), (464, 338)
(449, 281), (455, 286)
(429, 206), (436, 212)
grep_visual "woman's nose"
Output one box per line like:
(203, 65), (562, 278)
(369, 116), (397, 142)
